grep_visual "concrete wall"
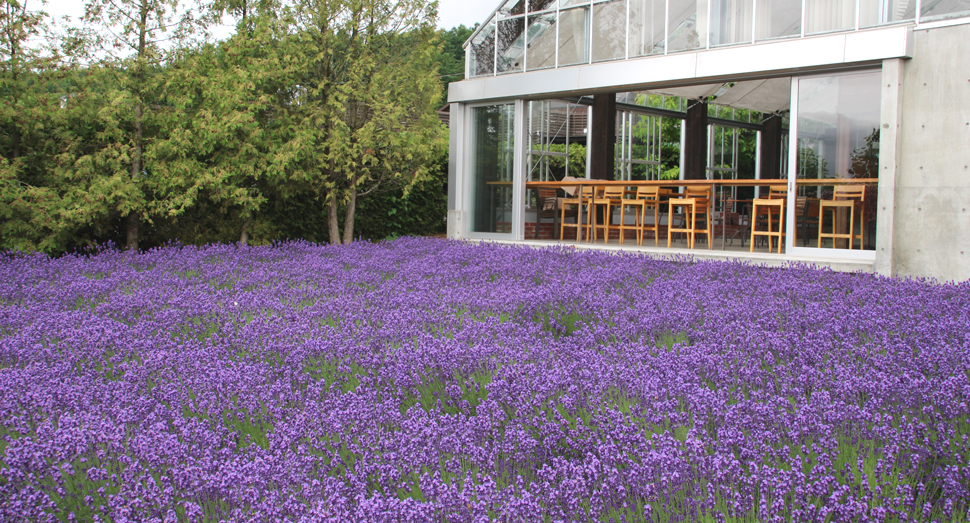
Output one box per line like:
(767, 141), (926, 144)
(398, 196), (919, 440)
(893, 23), (970, 281)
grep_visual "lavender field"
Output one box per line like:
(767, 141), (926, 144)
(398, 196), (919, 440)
(0, 238), (968, 522)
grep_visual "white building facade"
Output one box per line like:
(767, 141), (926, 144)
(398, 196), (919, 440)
(446, 0), (970, 281)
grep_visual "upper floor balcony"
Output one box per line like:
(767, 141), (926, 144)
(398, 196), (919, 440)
(464, 0), (970, 78)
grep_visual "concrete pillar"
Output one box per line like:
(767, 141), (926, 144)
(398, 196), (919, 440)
(874, 58), (905, 277)
(590, 93), (617, 180)
(447, 102), (465, 238)
(759, 115), (784, 179)
(684, 99), (708, 180)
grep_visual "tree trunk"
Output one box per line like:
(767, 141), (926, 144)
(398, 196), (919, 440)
(126, 2), (149, 252)
(126, 212), (139, 251)
(11, 121), (20, 159)
(327, 192), (341, 245)
(127, 102), (144, 251)
(342, 185), (356, 244)
(239, 216), (253, 245)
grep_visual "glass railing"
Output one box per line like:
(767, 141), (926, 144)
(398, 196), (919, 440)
(467, 0), (966, 78)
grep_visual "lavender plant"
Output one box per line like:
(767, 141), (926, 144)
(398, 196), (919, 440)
(0, 238), (967, 522)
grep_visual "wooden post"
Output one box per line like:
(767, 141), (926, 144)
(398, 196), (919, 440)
(684, 99), (708, 180)
(590, 93), (617, 180)
(760, 114), (783, 179)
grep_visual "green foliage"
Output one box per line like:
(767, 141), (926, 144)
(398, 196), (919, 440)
(0, 0), (450, 253)
(530, 143), (588, 180)
(437, 24), (474, 102)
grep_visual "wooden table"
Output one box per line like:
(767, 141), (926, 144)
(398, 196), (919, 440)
(523, 179), (878, 250)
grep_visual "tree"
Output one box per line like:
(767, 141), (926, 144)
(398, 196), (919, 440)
(0, 0), (72, 252)
(68, 0), (207, 250)
(275, 0), (446, 245)
(150, 15), (290, 245)
(436, 23), (473, 103)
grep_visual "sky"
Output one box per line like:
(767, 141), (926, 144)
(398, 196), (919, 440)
(437, 0), (497, 30)
(39, 0), (498, 32)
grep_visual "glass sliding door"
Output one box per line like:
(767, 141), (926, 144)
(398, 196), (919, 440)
(788, 71), (881, 257)
(755, 0), (801, 40)
(469, 104), (517, 235)
(629, 0), (667, 56)
(710, 0), (753, 46)
(920, 0), (970, 21)
(616, 111), (663, 180)
(559, 6), (591, 65)
(592, 0), (628, 62)
(529, 100), (588, 182)
(668, 0), (708, 51)
(804, 0), (856, 34)
(859, 0), (916, 27)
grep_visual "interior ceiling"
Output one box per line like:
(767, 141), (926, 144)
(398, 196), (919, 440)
(644, 78), (792, 114)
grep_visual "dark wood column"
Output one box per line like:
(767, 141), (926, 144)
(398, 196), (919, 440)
(683, 99), (708, 180)
(590, 93), (617, 180)
(760, 114), (783, 179)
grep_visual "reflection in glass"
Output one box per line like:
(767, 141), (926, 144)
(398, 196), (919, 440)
(859, 0), (916, 26)
(527, 13), (558, 70)
(471, 105), (516, 234)
(755, 0), (801, 40)
(558, 6), (591, 66)
(710, 0), (752, 46)
(499, 0), (527, 16)
(629, 0), (666, 56)
(529, 101), (588, 181)
(805, 0), (855, 34)
(920, 0), (970, 21)
(497, 17), (527, 74)
(470, 20), (496, 77)
(529, 0), (558, 10)
(796, 71), (881, 249)
(592, 0), (628, 62)
(668, 0), (708, 52)
(616, 112), (664, 180)
(560, 0), (591, 6)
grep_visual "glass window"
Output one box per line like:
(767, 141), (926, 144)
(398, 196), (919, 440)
(920, 0), (970, 21)
(795, 71), (881, 250)
(629, 0), (666, 56)
(497, 17), (527, 74)
(668, 0), (708, 52)
(529, 0), (558, 11)
(710, 0), (752, 46)
(527, 13), (558, 70)
(592, 0), (628, 62)
(529, 101), (588, 182)
(558, 6), (591, 66)
(499, 0), (527, 16)
(616, 112), (664, 180)
(470, 20), (496, 77)
(859, 0), (916, 27)
(560, 0), (591, 6)
(755, 0), (801, 40)
(470, 105), (517, 234)
(804, 0), (855, 34)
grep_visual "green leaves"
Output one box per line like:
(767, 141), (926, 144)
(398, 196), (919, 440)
(1, 0), (448, 253)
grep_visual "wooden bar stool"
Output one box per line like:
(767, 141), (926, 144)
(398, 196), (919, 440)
(560, 185), (593, 241)
(684, 185), (712, 249)
(818, 185), (865, 249)
(618, 186), (660, 245)
(750, 198), (785, 253)
(593, 186), (625, 242)
(668, 197), (698, 249)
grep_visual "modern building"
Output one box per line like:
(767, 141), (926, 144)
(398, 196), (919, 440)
(445, 0), (970, 281)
